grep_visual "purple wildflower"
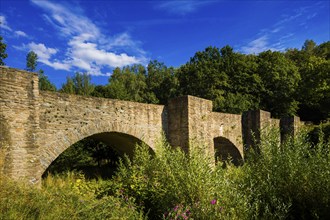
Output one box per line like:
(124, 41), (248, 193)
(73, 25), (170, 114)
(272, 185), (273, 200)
(210, 199), (217, 205)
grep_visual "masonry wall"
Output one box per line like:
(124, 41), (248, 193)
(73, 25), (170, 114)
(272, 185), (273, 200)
(167, 96), (243, 160)
(38, 91), (166, 174)
(0, 67), (40, 183)
(211, 112), (243, 158)
(166, 96), (189, 151)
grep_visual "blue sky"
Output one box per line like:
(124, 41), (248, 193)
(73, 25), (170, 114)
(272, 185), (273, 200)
(1, 0), (329, 88)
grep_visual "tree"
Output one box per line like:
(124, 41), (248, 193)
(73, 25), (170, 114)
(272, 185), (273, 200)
(314, 41), (330, 59)
(257, 51), (300, 117)
(218, 47), (262, 113)
(296, 56), (330, 122)
(60, 76), (75, 94)
(26, 51), (38, 72)
(0, 36), (8, 66)
(146, 60), (178, 104)
(91, 85), (112, 98)
(38, 69), (57, 92)
(60, 72), (95, 96)
(107, 65), (149, 102)
(25, 51), (56, 91)
(302, 39), (316, 55)
(72, 72), (95, 96)
(286, 40), (330, 122)
(177, 46), (229, 111)
(177, 46), (263, 114)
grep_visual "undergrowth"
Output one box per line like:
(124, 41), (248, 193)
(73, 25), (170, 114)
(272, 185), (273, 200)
(0, 173), (145, 220)
(1, 129), (329, 219)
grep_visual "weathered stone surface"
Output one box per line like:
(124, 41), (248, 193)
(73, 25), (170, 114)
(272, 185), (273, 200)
(0, 66), (303, 185)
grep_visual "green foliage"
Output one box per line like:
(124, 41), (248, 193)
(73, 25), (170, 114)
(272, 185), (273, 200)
(110, 140), (240, 219)
(0, 173), (145, 220)
(177, 46), (228, 105)
(257, 50), (300, 117)
(308, 122), (330, 146)
(60, 76), (75, 94)
(60, 72), (95, 96)
(146, 60), (179, 104)
(0, 35), (8, 66)
(102, 131), (329, 219)
(26, 51), (38, 72)
(177, 46), (263, 114)
(107, 65), (152, 102)
(302, 39), (317, 54)
(38, 70), (57, 92)
(2, 130), (330, 219)
(285, 41), (330, 122)
(314, 41), (330, 59)
(298, 56), (329, 121)
(95, 62), (179, 104)
(44, 138), (120, 179)
(242, 129), (330, 219)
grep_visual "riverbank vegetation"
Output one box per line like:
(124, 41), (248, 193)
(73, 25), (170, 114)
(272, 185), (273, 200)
(1, 129), (329, 219)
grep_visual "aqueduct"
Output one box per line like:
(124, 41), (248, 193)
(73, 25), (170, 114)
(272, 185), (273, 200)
(0, 66), (302, 185)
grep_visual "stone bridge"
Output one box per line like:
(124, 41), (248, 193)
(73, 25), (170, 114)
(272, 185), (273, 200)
(0, 67), (302, 185)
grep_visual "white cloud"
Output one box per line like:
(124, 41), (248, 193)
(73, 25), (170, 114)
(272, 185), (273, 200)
(0, 15), (12, 31)
(28, 42), (58, 61)
(32, 0), (100, 38)
(241, 36), (282, 54)
(240, 3), (322, 54)
(14, 30), (28, 37)
(15, 42), (71, 71)
(156, 1), (214, 15)
(1, 15), (29, 38)
(42, 60), (71, 71)
(29, 0), (147, 75)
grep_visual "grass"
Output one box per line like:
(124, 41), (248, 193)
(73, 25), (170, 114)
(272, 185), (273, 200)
(1, 128), (329, 219)
(0, 172), (145, 220)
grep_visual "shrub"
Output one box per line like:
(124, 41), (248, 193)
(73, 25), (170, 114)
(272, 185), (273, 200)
(110, 139), (247, 219)
(0, 172), (145, 220)
(242, 129), (330, 219)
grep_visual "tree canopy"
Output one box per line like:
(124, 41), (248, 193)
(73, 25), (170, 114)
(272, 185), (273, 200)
(50, 39), (330, 122)
(26, 51), (38, 72)
(0, 36), (8, 66)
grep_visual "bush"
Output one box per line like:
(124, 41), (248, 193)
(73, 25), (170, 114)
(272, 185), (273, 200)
(109, 139), (248, 219)
(1, 129), (329, 219)
(107, 130), (330, 219)
(242, 129), (330, 219)
(0, 172), (145, 220)
(308, 122), (330, 146)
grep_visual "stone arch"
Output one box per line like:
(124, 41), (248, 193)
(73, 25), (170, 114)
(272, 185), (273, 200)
(39, 121), (156, 176)
(213, 137), (243, 166)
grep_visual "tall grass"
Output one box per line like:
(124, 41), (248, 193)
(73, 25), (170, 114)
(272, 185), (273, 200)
(109, 130), (330, 219)
(234, 128), (330, 219)
(1, 129), (329, 219)
(108, 139), (256, 219)
(0, 172), (145, 220)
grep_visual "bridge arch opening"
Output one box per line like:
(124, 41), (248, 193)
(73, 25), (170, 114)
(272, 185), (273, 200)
(42, 132), (153, 179)
(213, 137), (243, 166)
